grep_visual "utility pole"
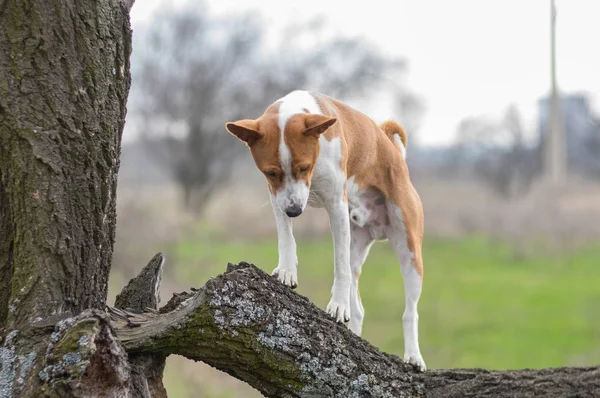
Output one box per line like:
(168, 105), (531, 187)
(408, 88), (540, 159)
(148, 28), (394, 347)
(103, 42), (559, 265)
(546, 0), (566, 185)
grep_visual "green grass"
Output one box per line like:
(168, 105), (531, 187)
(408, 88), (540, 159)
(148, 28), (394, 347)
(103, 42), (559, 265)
(173, 231), (600, 370)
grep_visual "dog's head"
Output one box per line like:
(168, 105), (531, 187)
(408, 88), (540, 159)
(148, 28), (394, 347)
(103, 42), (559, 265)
(226, 112), (337, 217)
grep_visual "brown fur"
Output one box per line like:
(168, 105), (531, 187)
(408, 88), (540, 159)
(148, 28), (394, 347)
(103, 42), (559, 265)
(380, 120), (408, 149)
(313, 93), (424, 276)
(226, 102), (338, 197)
(226, 93), (424, 276)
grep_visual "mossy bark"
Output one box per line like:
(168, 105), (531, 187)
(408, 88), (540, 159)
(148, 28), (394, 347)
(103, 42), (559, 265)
(112, 262), (423, 397)
(110, 263), (600, 398)
(0, 0), (131, 395)
(0, 0), (598, 396)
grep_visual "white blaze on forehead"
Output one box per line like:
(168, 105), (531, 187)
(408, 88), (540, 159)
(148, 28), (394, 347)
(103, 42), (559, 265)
(276, 90), (322, 177)
(270, 90), (322, 212)
(277, 90), (322, 129)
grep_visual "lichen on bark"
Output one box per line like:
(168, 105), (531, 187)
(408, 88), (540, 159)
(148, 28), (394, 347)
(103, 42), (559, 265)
(38, 310), (131, 397)
(110, 262), (600, 398)
(0, 0), (132, 395)
(112, 263), (424, 397)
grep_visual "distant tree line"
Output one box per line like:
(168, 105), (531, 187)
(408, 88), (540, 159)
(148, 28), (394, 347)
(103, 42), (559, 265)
(130, 3), (422, 212)
(448, 97), (600, 200)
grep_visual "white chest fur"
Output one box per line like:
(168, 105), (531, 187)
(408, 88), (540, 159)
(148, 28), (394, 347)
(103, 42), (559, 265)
(308, 140), (389, 240)
(308, 136), (345, 208)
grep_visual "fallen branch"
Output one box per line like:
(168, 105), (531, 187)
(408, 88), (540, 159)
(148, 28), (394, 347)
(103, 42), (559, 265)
(108, 261), (600, 397)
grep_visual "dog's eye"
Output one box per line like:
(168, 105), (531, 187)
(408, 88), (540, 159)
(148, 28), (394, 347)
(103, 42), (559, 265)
(298, 165), (310, 174)
(264, 170), (278, 178)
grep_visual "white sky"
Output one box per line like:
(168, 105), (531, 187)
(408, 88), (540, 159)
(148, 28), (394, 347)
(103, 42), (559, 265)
(129, 0), (600, 146)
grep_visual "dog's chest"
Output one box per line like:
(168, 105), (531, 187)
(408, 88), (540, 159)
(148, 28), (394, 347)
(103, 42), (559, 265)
(307, 136), (345, 207)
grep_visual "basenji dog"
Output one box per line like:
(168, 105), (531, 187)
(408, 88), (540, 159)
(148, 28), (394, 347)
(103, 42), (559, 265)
(225, 90), (426, 370)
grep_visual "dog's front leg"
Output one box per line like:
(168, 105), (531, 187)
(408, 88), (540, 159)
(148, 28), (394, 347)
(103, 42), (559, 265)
(325, 199), (352, 323)
(270, 194), (298, 288)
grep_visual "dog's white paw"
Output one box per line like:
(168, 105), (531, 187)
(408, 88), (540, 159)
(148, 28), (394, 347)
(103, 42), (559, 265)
(326, 298), (351, 323)
(404, 352), (427, 372)
(271, 267), (298, 289)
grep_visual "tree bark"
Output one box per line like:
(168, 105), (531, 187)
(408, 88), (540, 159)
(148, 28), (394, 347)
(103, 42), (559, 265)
(114, 253), (167, 398)
(424, 366), (600, 398)
(108, 262), (600, 398)
(0, 1), (598, 396)
(0, 0), (131, 395)
(0, 0), (131, 329)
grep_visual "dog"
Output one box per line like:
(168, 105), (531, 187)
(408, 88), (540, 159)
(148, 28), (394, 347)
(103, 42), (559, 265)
(225, 90), (426, 371)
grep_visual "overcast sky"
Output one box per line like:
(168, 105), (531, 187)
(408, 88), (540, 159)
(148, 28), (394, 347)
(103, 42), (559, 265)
(129, 0), (599, 146)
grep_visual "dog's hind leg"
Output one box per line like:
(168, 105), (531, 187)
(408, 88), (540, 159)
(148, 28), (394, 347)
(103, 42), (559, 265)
(348, 225), (374, 336)
(386, 200), (426, 371)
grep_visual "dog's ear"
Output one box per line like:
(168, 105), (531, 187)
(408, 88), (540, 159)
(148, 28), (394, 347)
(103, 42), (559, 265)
(303, 114), (337, 138)
(225, 119), (262, 145)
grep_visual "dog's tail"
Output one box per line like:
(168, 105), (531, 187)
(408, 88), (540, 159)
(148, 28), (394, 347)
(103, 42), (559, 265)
(380, 120), (407, 159)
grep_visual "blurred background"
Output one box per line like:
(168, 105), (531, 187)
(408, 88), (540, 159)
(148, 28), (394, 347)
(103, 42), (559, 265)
(108, 0), (600, 396)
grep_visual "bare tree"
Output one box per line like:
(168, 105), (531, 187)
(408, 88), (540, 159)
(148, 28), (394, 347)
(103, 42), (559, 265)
(130, 7), (265, 210)
(131, 4), (415, 212)
(453, 105), (540, 199)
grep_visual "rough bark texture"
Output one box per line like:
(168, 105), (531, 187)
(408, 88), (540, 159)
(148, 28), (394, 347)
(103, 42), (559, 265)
(425, 366), (600, 398)
(109, 262), (600, 398)
(1, 254), (164, 398)
(114, 253), (167, 398)
(0, 0), (131, 328)
(114, 253), (163, 313)
(36, 309), (132, 397)
(110, 262), (423, 397)
(0, 0), (597, 396)
(0, 0), (131, 395)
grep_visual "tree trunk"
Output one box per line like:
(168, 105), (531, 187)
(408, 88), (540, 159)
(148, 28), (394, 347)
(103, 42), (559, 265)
(1, 1), (598, 396)
(0, 0), (131, 395)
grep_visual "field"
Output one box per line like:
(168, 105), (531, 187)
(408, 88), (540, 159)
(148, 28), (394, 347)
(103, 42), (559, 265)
(155, 230), (600, 396)
(109, 179), (600, 396)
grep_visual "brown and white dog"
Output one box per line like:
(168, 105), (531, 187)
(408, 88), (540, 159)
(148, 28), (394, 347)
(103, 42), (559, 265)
(226, 90), (426, 370)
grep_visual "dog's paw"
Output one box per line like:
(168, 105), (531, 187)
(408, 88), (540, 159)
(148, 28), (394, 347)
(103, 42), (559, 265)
(404, 353), (427, 372)
(271, 267), (298, 289)
(326, 298), (351, 323)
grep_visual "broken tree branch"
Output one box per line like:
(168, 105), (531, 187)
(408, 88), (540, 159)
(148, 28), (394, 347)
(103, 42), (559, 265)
(110, 262), (422, 397)
(108, 261), (600, 397)
(114, 253), (167, 398)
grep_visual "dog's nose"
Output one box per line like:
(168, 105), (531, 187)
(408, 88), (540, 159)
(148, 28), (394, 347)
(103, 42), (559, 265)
(285, 205), (303, 218)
